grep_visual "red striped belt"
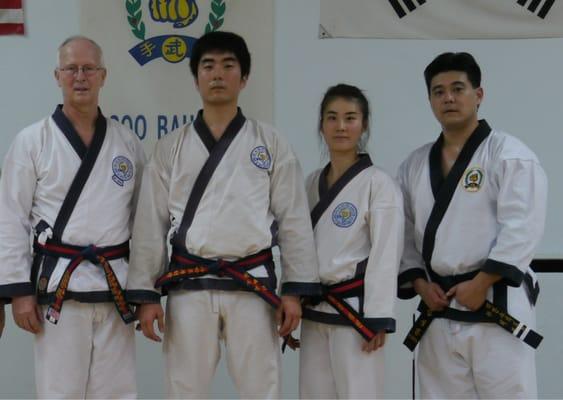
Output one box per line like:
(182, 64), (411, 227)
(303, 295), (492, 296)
(156, 247), (299, 350)
(34, 239), (134, 325)
(156, 248), (281, 306)
(303, 277), (378, 341)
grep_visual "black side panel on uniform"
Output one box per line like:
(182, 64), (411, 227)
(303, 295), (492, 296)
(50, 106), (107, 240)
(422, 120), (491, 270)
(173, 109), (246, 246)
(39, 107), (107, 286)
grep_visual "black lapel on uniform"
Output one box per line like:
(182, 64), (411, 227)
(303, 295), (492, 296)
(51, 107), (107, 240)
(174, 108), (246, 246)
(193, 109), (218, 153)
(310, 154), (372, 229)
(421, 120), (491, 269)
(52, 104), (88, 159)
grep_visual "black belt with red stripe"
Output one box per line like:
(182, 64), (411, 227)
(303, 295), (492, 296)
(33, 239), (134, 325)
(156, 246), (299, 350)
(156, 246), (281, 307)
(303, 276), (378, 341)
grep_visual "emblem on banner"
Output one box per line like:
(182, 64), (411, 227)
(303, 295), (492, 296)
(112, 156), (134, 187)
(332, 202), (358, 228)
(125, 0), (226, 65)
(462, 166), (484, 192)
(250, 146), (272, 170)
(150, 0), (200, 28)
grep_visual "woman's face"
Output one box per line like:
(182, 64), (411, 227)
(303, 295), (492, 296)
(321, 97), (366, 155)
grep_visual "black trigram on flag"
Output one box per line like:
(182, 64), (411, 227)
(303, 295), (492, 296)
(388, 0), (427, 18)
(516, 0), (556, 19)
(388, 0), (555, 20)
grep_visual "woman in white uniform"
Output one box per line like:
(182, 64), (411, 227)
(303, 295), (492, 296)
(299, 84), (404, 399)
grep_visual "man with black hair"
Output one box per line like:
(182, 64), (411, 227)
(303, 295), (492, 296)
(397, 52), (546, 398)
(127, 31), (320, 398)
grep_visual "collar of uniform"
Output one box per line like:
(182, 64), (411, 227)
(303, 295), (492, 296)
(51, 104), (107, 160)
(193, 107), (246, 153)
(429, 119), (491, 199)
(318, 153), (373, 198)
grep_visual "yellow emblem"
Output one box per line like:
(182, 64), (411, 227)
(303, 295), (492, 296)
(162, 36), (188, 63)
(462, 167), (484, 192)
(150, 0), (199, 28)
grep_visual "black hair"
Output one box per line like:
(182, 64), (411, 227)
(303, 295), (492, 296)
(424, 52), (481, 94)
(189, 31), (251, 79)
(318, 83), (371, 152)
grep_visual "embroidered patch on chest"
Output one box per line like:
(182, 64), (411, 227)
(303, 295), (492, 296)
(332, 202), (358, 227)
(112, 156), (134, 186)
(462, 166), (484, 192)
(250, 146), (271, 169)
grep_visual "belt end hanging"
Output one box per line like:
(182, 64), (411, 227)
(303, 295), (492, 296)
(45, 306), (60, 325)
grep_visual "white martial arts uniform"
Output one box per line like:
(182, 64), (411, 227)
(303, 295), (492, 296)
(127, 109), (320, 399)
(397, 120), (547, 399)
(299, 154), (404, 399)
(0, 105), (145, 398)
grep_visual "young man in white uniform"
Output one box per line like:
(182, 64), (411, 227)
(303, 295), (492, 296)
(0, 36), (145, 398)
(127, 31), (320, 398)
(397, 52), (546, 398)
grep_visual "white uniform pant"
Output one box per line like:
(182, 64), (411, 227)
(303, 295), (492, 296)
(299, 319), (385, 399)
(34, 300), (136, 399)
(163, 290), (281, 399)
(418, 319), (537, 399)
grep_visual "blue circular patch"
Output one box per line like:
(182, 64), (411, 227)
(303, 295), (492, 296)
(250, 146), (271, 169)
(112, 156), (134, 187)
(332, 202), (357, 228)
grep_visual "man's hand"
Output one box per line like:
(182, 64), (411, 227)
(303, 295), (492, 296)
(135, 303), (165, 342)
(362, 330), (386, 353)
(0, 304), (5, 338)
(12, 295), (42, 334)
(447, 272), (501, 311)
(414, 278), (449, 311)
(276, 295), (301, 337)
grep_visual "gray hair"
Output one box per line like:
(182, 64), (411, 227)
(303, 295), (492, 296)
(56, 35), (105, 67)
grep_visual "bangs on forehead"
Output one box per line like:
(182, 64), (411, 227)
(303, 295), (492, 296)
(200, 50), (238, 61)
(324, 97), (363, 111)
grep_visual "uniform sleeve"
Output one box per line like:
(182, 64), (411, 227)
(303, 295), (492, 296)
(269, 138), (320, 296)
(126, 139), (171, 304)
(397, 160), (428, 299)
(0, 129), (38, 301)
(362, 176), (404, 333)
(304, 171), (318, 210)
(128, 138), (148, 232)
(481, 158), (547, 286)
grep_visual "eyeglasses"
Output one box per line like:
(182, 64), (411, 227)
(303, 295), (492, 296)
(57, 65), (105, 77)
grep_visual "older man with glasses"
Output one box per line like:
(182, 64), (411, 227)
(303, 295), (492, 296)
(0, 35), (145, 398)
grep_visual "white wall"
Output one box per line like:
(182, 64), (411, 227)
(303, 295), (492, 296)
(274, 1), (563, 398)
